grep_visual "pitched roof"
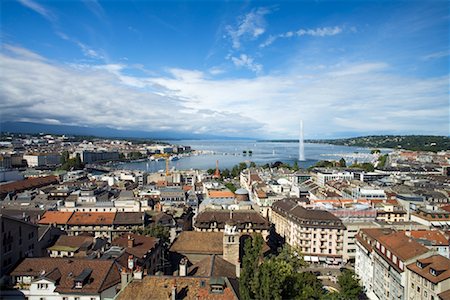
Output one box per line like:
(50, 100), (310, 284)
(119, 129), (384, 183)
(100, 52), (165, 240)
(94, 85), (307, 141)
(272, 198), (344, 229)
(0, 175), (58, 195)
(439, 289), (450, 300)
(67, 212), (115, 225)
(112, 233), (158, 259)
(116, 275), (239, 300)
(11, 258), (120, 294)
(407, 255), (450, 284)
(48, 235), (93, 252)
(170, 232), (223, 254)
(356, 228), (395, 252)
(38, 211), (74, 225)
(195, 210), (270, 230)
(113, 212), (144, 225)
(377, 232), (429, 262)
(188, 255), (236, 278)
(409, 230), (449, 246)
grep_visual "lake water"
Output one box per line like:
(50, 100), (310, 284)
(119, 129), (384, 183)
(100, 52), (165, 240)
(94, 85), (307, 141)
(115, 140), (390, 172)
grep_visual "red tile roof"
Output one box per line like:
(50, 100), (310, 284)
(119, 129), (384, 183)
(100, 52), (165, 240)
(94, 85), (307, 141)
(38, 211), (74, 225)
(409, 230), (449, 246)
(377, 231), (429, 262)
(208, 190), (235, 198)
(67, 212), (115, 225)
(407, 255), (450, 284)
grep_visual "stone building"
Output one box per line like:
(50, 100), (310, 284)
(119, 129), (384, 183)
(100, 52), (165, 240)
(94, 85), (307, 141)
(271, 198), (345, 265)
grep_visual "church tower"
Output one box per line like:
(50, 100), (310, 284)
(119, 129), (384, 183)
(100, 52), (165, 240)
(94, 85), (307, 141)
(223, 221), (240, 267)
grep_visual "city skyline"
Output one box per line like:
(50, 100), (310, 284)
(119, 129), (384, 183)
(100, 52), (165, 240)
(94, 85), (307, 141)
(1, 0), (449, 139)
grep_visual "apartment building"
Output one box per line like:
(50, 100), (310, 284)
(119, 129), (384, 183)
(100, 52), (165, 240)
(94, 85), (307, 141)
(407, 255), (450, 300)
(356, 229), (433, 300)
(271, 198), (345, 265)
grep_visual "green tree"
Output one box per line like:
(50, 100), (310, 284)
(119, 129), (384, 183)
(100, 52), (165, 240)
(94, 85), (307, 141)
(249, 161), (257, 168)
(60, 151), (69, 165)
(207, 168), (215, 175)
(370, 149), (381, 154)
(377, 154), (388, 168)
(225, 182), (237, 193)
(337, 270), (364, 300)
(134, 224), (170, 245)
(75, 153), (83, 169)
(339, 158), (347, 168)
(241, 241), (325, 300)
(240, 234), (264, 300)
(221, 168), (231, 179)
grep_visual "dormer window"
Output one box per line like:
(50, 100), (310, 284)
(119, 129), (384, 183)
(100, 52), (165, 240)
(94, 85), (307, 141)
(73, 268), (92, 289)
(430, 268), (437, 276)
(417, 261), (424, 269)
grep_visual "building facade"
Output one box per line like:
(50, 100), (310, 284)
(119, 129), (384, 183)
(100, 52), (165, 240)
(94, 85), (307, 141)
(271, 198), (345, 265)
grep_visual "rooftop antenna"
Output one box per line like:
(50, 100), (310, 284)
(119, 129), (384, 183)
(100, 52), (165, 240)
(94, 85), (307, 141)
(299, 120), (305, 161)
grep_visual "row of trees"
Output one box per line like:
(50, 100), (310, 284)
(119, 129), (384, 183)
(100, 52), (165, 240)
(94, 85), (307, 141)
(240, 235), (364, 300)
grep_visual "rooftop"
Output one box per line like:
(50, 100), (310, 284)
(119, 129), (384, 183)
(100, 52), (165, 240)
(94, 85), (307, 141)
(38, 211), (74, 225)
(407, 255), (450, 284)
(170, 232), (223, 255)
(11, 258), (120, 294)
(112, 233), (158, 259)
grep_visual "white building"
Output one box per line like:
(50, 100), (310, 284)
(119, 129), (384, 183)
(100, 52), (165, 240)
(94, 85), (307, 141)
(24, 153), (61, 167)
(315, 170), (354, 187)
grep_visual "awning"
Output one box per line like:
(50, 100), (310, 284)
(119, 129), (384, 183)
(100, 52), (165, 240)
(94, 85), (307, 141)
(319, 257), (327, 262)
(311, 257), (319, 262)
(304, 256), (311, 261)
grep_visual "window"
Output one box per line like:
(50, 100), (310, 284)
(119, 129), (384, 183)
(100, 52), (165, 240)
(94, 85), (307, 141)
(63, 297), (68, 300)
(37, 283), (48, 289)
(75, 297), (80, 300)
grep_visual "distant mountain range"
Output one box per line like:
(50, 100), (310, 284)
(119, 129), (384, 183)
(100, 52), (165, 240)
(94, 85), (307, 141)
(0, 122), (252, 141)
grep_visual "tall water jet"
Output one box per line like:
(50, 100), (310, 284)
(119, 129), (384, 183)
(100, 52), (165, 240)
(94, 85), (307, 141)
(299, 120), (305, 161)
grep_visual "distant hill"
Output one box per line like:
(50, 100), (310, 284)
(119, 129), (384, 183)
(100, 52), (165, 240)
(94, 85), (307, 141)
(307, 135), (450, 152)
(0, 122), (252, 141)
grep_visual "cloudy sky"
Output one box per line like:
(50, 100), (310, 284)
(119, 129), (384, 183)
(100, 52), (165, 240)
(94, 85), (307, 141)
(1, 0), (448, 138)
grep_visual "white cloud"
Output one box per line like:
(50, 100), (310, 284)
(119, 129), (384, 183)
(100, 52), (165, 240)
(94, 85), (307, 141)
(226, 7), (271, 49)
(56, 31), (105, 60)
(0, 47), (264, 138)
(260, 26), (345, 48)
(0, 46), (448, 138)
(230, 54), (263, 73)
(17, 0), (56, 21)
(296, 26), (343, 37)
(422, 50), (450, 60)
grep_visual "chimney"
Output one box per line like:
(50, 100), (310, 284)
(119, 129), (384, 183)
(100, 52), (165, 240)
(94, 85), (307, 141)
(179, 257), (187, 277)
(127, 235), (135, 248)
(121, 269), (131, 290)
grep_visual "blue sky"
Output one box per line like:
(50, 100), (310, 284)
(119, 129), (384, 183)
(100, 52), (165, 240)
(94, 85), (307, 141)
(1, 0), (449, 138)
